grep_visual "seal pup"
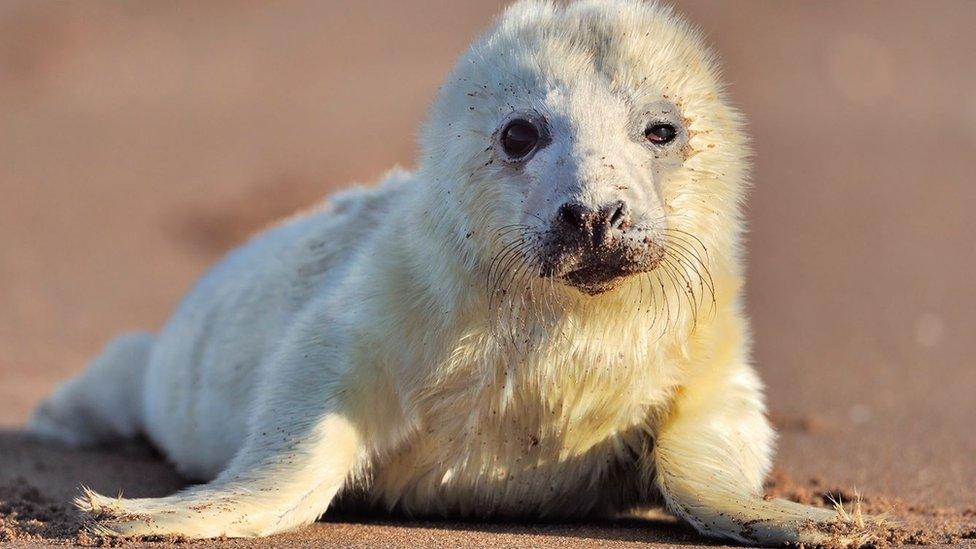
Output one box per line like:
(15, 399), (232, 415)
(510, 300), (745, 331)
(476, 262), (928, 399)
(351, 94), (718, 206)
(28, 0), (876, 545)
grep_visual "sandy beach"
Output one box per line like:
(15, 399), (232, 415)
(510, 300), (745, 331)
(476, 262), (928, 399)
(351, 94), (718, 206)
(2, 1), (974, 546)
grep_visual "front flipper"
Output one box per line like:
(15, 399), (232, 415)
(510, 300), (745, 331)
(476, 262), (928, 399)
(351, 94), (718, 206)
(657, 475), (884, 546)
(652, 360), (883, 547)
(76, 411), (361, 538)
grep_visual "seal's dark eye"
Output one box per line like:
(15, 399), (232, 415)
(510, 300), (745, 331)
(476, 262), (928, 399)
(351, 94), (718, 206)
(645, 123), (677, 145)
(501, 119), (540, 159)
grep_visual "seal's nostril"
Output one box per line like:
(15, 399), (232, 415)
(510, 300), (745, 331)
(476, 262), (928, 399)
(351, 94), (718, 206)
(557, 201), (629, 237)
(607, 201), (629, 230)
(557, 202), (590, 229)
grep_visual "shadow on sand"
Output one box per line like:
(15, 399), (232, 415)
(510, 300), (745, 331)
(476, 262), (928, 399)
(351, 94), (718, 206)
(0, 430), (715, 546)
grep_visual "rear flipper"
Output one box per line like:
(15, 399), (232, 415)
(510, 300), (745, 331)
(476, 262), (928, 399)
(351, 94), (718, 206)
(27, 332), (154, 447)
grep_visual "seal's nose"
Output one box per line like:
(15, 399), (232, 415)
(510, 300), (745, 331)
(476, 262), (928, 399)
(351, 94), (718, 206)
(556, 200), (629, 245)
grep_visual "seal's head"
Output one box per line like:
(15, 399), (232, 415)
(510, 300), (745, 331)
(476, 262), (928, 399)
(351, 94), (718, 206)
(420, 0), (748, 300)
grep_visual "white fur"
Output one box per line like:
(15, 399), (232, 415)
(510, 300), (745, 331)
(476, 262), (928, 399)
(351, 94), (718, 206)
(29, 1), (868, 545)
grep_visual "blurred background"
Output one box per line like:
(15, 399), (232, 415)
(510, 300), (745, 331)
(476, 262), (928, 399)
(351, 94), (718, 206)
(1, 0), (974, 520)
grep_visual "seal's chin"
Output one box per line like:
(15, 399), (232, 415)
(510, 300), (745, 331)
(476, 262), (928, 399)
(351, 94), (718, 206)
(561, 267), (628, 296)
(539, 241), (667, 296)
(558, 260), (657, 296)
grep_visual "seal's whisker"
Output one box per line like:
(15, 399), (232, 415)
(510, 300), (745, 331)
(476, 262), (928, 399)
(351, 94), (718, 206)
(661, 228), (711, 262)
(503, 243), (532, 314)
(665, 245), (704, 303)
(545, 266), (575, 343)
(524, 212), (548, 226)
(495, 225), (533, 239)
(497, 240), (531, 296)
(666, 240), (714, 297)
(654, 270), (671, 341)
(628, 217), (716, 327)
(662, 256), (693, 312)
(490, 233), (548, 348)
(648, 272), (660, 332)
(515, 251), (541, 347)
(662, 256), (698, 330)
(665, 242), (716, 317)
(488, 237), (528, 307)
(631, 272), (646, 327)
(538, 253), (561, 328)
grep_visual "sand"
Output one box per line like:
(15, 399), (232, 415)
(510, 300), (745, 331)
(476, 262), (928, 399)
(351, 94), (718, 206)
(1, 0), (974, 547)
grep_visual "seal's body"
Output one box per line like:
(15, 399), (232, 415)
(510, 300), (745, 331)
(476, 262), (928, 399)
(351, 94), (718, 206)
(29, 1), (871, 544)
